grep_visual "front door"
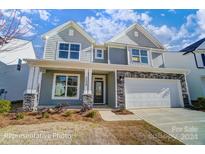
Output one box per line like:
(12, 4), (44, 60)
(94, 80), (104, 104)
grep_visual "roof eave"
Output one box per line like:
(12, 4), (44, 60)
(24, 58), (189, 74)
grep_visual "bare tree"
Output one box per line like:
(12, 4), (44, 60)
(0, 9), (32, 53)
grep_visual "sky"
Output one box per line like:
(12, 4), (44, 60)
(1, 9), (205, 58)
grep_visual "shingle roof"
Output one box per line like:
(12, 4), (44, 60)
(180, 38), (205, 54)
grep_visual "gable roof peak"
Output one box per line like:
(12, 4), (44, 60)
(42, 20), (96, 43)
(107, 22), (165, 50)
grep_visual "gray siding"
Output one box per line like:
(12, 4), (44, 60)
(0, 63), (29, 101)
(39, 70), (84, 106)
(109, 47), (127, 65)
(107, 72), (116, 108)
(44, 26), (92, 62)
(113, 27), (159, 49)
(93, 49), (108, 63)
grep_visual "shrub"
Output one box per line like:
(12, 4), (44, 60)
(0, 100), (11, 113)
(42, 112), (49, 118)
(85, 110), (97, 118)
(64, 110), (74, 117)
(16, 113), (24, 120)
(197, 97), (205, 108)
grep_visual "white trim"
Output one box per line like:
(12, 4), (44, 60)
(94, 48), (104, 59)
(27, 66), (35, 90)
(150, 50), (154, 67)
(37, 71), (43, 105)
(92, 75), (106, 105)
(52, 73), (80, 100)
(107, 45), (110, 64)
(91, 44), (94, 62)
(88, 69), (92, 94)
(25, 59), (188, 74)
(43, 39), (48, 59)
(56, 41), (81, 61)
(42, 21), (95, 43)
(107, 44), (126, 49)
(83, 69), (88, 94)
(184, 73), (192, 106)
(126, 45), (130, 65)
(114, 69), (118, 108)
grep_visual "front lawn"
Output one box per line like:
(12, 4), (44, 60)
(0, 110), (183, 145)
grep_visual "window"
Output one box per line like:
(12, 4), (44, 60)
(202, 54), (205, 66)
(58, 42), (80, 60)
(95, 49), (104, 59)
(59, 43), (69, 59)
(53, 74), (80, 99)
(131, 49), (148, 64)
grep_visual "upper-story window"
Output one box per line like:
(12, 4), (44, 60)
(95, 49), (104, 59)
(202, 54), (205, 66)
(131, 49), (148, 64)
(58, 42), (80, 60)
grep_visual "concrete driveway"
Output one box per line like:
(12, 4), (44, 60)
(130, 108), (205, 145)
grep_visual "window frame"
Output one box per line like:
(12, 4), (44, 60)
(131, 48), (149, 64)
(56, 41), (81, 61)
(52, 73), (80, 100)
(201, 53), (205, 67)
(95, 48), (104, 59)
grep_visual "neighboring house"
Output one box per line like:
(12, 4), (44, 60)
(164, 38), (205, 101)
(0, 39), (36, 101)
(23, 21), (190, 111)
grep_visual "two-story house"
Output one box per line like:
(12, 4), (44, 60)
(0, 39), (36, 101)
(23, 21), (190, 111)
(164, 38), (205, 101)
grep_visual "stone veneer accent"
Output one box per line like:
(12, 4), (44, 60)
(117, 71), (190, 108)
(23, 93), (38, 111)
(81, 94), (94, 111)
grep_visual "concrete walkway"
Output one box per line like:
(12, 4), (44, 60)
(99, 110), (141, 121)
(130, 108), (205, 145)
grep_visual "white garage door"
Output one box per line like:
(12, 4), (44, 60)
(125, 78), (183, 109)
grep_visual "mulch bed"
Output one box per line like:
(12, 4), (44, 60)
(0, 109), (102, 128)
(112, 109), (134, 115)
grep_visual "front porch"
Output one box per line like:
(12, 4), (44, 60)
(24, 65), (116, 111)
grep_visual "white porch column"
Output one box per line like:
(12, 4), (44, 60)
(83, 68), (93, 94)
(23, 65), (40, 111)
(84, 69), (88, 94)
(88, 69), (92, 94)
(26, 66), (40, 93)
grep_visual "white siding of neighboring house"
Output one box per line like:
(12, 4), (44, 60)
(164, 52), (205, 100)
(0, 39), (36, 101)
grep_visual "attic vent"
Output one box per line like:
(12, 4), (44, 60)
(134, 31), (139, 37)
(68, 29), (74, 36)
